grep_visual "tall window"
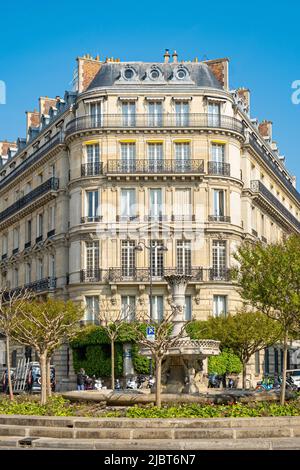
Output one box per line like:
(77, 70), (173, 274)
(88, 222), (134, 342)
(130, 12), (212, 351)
(121, 189), (136, 220)
(176, 240), (191, 274)
(85, 241), (99, 278)
(37, 258), (43, 280)
(26, 220), (32, 244)
(184, 295), (192, 320)
(264, 348), (270, 374)
(174, 188), (191, 219)
(261, 213), (265, 237)
(150, 240), (164, 277)
(85, 296), (99, 324)
(2, 234), (8, 256)
(121, 295), (136, 321)
(90, 102), (101, 127)
(213, 295), (227, 317)
(208, 102), (221, 126)
(86, 190), (100, 222)
(37, 214), (43, 239)
(211, 143), (225, 175)
(213, 189), (225, 219)
(13, 227), (19, 251)
(175, 101), (189, 126)
(274, 348), (279, 373)
(86, 144), (100, 175)
(25, 263), (31, 284)
(122, 101), (136, 126)
(49, 207), (55, 232)
(152, 295), (164, 322)
(148, 143), (163, 171)
(121, 143), (136, 172)
(212, 240), (226, 278)
(148, 101), (162, 126)
(121, 240), (136, 277)
(149, 189), (162, 220)
(175, 143), (190, 171)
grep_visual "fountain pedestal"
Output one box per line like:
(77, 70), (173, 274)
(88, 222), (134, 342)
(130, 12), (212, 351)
(161, 274), (220, 394)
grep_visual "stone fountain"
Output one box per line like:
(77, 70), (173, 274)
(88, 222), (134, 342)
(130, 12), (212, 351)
(161, 274), (220, 394)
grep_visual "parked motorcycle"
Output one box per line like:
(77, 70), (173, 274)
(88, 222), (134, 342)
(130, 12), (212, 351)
(126, 376), (138, 390)
(115, 379), (122, 391)
(208, 373), (222, 388)
(93, 376), (103, 390)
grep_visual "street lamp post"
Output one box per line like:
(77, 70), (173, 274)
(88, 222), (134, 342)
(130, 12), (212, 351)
(134, 238), (168, 376)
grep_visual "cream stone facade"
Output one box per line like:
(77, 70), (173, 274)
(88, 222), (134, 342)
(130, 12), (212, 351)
(1, 51), (300, 390)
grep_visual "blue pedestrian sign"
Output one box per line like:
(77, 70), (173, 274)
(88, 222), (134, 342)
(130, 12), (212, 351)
(146, 326), (155, 341)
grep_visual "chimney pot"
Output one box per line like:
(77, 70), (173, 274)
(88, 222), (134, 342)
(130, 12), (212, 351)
(164, 49), (170, 63)
(172, 50), (178, 63)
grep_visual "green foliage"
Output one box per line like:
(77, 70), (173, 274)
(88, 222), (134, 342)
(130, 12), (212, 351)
(72, 343), (123, 377)
(131, 344), (151, 375)
(208, 349), (242, 375)
(0, 395), (75, 416)
(108, 401), (300, 418)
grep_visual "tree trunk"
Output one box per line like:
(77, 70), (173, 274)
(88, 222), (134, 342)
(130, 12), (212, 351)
(40, 351), (48, 405)
(242, 361), (247, 389)
(46, 356), (52, 398)
(155, 356), (162, 408)
(280, 331), (288, 406)
(5, 335), (14, 401)
(111, 339), (115, 390)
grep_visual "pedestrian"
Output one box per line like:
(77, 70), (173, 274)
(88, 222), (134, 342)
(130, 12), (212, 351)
(77, 368), (86, 391)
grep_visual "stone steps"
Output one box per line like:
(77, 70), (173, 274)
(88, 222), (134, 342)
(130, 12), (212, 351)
(0, 415), (300, 449)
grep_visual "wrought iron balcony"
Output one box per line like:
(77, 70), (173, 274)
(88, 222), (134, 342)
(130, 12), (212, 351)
(0, 177), (59, 225)
(261, 236), (267, 243)
(209, 268), (231, 281)
(80, 269), (102, 282)
(0, 133), (63, 191)
(107, 267), (203, 282)
(47, 229), (55, 238)
(80, 216), (103, 224)
(252, 229), (258, 237)
(248, 135), (300, 203)
(66, 113), (245, 135)
(208, 161), (231, 176)
(106, 159), (205, 175)
(81, 162), (104, 177)
(24, 277), (57, 292)
(250, 180), (300, 231)
(171, 214), (195, 222)
(35, 235), (43, 244)
(208, 215), (231, 223)
(1, 254), (7, 260)
(24, 241), (31, 249)
(12, 248), (19, 255)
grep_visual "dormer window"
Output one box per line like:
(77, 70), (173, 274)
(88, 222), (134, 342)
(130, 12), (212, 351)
(175, 66), (189, 80)
(122, 66), (137, 81)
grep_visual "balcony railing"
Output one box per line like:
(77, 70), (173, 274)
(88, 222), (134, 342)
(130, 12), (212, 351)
(66, 114), (245, 135)
(250, 180), (300, 231)
(12, 248), (19, 255)
(252, 229), (258, 237)
(80, 269), (102, 282)
(209, 268), (231, 281)
(24, 241), (31, 249)
(1, 254), (7, 260)
(208, 215), (231, 223)
(0, 177), (59, 224)
(0, 134), (63, 191)
(208, 161), (231, 176)
(80, 216), (103, 224)
(81, 162), (104, 177)
(106, 159), (205, 175)
(24, 277), (57, 292)
(47, 229), (55, 238)
(35, 235), (43, 244)
(107, 267), (203, 283)
(248, 135), (300, 204)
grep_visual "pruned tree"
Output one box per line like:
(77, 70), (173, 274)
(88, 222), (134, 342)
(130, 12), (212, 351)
(12, 298), (83, 404)
(131, 307), (190, 408)
(98, 298), (134, 389)
(0, 288), (31, 400)
(233, 235), (300, 404)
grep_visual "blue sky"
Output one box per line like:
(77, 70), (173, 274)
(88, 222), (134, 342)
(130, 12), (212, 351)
(0, 0), (299, 182)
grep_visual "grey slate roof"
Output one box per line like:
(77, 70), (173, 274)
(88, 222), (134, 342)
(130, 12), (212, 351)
(87, 62), (223, 90)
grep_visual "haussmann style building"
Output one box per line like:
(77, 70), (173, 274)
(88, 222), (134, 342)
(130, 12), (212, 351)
(1, 50), (300, 390)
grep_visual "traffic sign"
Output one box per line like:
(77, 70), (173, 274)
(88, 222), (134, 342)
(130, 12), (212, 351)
(146, 326), (155, 341)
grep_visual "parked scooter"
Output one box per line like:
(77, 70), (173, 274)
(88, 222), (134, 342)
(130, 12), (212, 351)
(115, 379), (122, 391)
(126, 376), (138, 390)
(93, 376), (103, 390)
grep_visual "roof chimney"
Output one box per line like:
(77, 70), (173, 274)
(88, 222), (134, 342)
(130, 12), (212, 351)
(172, 50), (178, 63)
(164, 49), (170, 63)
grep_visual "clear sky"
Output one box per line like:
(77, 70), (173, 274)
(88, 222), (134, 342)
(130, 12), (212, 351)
(0, 0), (299, 182)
